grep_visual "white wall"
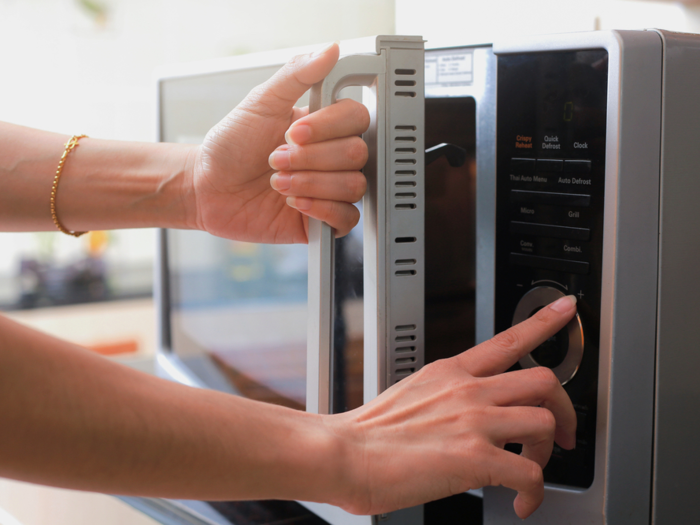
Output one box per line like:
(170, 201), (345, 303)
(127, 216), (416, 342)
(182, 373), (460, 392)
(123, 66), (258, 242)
(0, 0), (395, 141)
(396, 0), (700, 48)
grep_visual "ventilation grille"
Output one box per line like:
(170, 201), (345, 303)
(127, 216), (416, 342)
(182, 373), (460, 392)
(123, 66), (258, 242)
(387, 55), (423, 386)
(393, 325), (418, 382)
(393, 122), (418, 211)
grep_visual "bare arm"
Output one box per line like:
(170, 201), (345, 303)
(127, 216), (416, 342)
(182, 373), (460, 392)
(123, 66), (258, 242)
(0, 313), (343, 504)
(0, 297), (578, 518)
(0, 122), (194, 232)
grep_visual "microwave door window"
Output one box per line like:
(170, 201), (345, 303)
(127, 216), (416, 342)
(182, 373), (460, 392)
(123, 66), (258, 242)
(168, 230), (309, 410)
(424, 96), (477, 363)
(161, 71), (366, 414)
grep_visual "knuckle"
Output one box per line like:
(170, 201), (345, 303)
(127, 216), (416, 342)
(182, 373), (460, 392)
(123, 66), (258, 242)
(524, 461), (544, 488)
(347, 173), (367, 201)
(292, 174), (312, 195)
(347, 138), (368, 167)
(535, 408), (557, 435)
(353, 102), (371, 131)
(489, 327), (524, 353)
(297, 147), (313, 170)
(345, 204), (360, 230)
(530, 366), (560, 389)
(325, 199), (342, 222)
(422, 358), (451, 377)
(463, 437), (491, 459)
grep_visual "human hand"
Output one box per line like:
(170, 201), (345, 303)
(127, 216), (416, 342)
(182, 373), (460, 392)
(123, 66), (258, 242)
(185, 43), (369, 243)
(326, 295), (578, 519)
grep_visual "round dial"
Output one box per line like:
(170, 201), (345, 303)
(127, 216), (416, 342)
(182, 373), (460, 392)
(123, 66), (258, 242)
(512, 286), (584, 385)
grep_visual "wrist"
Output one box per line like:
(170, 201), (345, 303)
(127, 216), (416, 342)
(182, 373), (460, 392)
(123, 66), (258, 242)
(54, 139), (200, 232)
(318, 412), (368, 514)
(163, 143), (200, 231)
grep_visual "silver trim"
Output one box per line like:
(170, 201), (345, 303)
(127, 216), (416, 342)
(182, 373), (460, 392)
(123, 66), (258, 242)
(651, 29), (700, 525)
(513, 286), (584, 385)
(486, 30), (663, 525)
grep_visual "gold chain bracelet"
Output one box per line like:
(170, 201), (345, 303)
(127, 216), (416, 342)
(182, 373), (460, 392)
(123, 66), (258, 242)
(51, 134), (88, 237)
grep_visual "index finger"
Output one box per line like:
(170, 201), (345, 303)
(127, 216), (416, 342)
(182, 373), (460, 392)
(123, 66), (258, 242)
(285, 98), (370, 146)
(458, 295), (577, 377)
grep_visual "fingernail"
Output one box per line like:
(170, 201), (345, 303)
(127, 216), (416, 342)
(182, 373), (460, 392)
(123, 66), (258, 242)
(269, 148), (291, 170)
(311, 41), (338, 58)
(285, 124), (312, 145)
(270, 173), (291, 191)
(549, 295), (577, 313)
(286, 196), (312, 211)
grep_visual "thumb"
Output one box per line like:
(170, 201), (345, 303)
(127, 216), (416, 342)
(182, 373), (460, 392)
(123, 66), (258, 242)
(246, 42), (340, 117)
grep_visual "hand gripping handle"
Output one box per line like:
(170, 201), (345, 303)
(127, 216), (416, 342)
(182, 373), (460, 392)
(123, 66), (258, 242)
(306, 36), (425, 419)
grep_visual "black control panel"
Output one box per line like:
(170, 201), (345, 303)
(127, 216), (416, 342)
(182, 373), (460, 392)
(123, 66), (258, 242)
(495, 50), (608, 488)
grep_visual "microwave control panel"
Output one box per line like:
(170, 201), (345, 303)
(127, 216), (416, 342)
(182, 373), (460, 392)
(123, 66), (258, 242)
(494, 49), (608, 488)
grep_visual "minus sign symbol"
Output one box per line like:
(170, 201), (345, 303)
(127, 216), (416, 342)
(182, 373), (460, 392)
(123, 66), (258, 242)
(516, 284), (524, 287)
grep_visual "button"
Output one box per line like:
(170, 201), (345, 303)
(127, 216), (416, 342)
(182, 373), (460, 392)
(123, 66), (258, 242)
(537, 159), (563, 172)
(511, 157), (536, 174)
(510, 252), (590, 275)
(510, 190), (591, 207)
(510, 221), (590, 241)
(564, 159), (592, 174)
(512, 286), (584, 385)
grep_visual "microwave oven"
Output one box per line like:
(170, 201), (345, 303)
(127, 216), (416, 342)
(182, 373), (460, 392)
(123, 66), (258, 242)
(137, 28), (700, 525)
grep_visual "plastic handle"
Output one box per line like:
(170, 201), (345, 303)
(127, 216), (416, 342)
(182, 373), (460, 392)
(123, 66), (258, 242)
(306, 53), (385, 416)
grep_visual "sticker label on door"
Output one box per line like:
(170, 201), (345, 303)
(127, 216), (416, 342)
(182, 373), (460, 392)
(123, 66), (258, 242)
(426, 50), (474, 86)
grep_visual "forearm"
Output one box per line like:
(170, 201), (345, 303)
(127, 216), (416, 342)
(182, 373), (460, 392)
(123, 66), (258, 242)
(0, 122), (197, 232)
(0, 314), (346, 504)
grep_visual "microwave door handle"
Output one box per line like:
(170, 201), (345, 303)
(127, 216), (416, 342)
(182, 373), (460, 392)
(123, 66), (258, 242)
(306, 53), (385, 416)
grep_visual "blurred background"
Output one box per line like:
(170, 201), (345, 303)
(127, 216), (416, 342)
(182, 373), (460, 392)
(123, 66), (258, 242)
(0, 0), (698, 524)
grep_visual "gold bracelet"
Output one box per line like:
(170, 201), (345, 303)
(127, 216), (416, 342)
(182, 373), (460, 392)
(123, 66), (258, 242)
(51, 134), (88, 237)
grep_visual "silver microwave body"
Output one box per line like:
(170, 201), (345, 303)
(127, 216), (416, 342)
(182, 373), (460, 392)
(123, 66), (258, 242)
(149, 29), (700, 525)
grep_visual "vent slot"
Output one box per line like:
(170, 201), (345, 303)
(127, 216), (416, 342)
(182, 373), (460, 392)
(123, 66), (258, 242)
(395, 269), (417, 276)
(395, 91), (417, 98)
(396, 367), (416, 374)
(395, 79), (416, 87)
(396, 324), (416, 331)
(395, 170), (416, 176)
(395, 335), (416, 342)
(395, 192), (416, 199)
(395, 159), (417, 165)
(396, 346), (416, 353)
(395, 136), (416, 142)
(395, 181), (416, 188)
(395, 259), (416, 265)
(396, 356), (416, 365)
(395, 237), (416, 244)
(395, 125), (416, 131)
(395, 203), (417, 210)
(395, 69), (416, 75)
(395, 147), (417, 153)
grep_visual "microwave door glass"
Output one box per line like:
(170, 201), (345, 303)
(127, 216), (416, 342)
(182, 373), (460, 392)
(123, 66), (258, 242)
(161, 67), (313, 410)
